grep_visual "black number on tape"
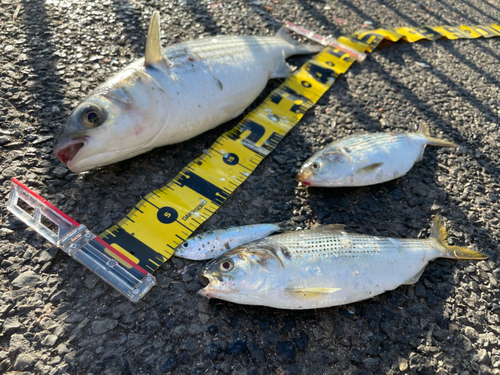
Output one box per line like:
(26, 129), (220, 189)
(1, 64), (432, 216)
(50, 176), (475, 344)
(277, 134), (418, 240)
(414, 26), (441, 40)
(223, 153), (239, 165)
(270, 87), (312, 114)
(441, 26), (471, 39)
(325, 47), (356, 62)
(229, 119), (265, 145)
(305, 62), (339, 85)
(301, 80), (312, 88)
(157, 207), (178, 224)
(176, 171), (229, 205)
(353, 33), (385, 49)
(472, 26), (500, 38)
(272, 87), (310, 104)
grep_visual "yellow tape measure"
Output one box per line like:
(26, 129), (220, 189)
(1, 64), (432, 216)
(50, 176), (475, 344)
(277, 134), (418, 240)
(99, 23), (500, 273)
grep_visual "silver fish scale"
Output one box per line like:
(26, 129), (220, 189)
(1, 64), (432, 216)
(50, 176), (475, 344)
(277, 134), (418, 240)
(266, 231), (431, 259)
(165, 37), (288, 63)
(333, 133), (410, 154)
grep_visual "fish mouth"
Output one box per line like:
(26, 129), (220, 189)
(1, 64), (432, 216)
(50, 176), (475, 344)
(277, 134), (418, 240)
(296, 171), (312, 185)
(198, 270), (227, 298)
(198, 271), (211, 286)
(54, 138), (87, 168)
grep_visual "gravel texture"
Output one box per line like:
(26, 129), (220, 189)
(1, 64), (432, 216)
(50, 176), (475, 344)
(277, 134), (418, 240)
(1, 0), (500, 374)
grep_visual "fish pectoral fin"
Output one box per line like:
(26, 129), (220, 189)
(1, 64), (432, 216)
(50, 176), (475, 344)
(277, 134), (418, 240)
(145, 11), (166, 67)
(310, 224), (346, 232)
(271, 59), (294, 79)
(220, 102), (246, 120)
(356, 162), (384, 174)
(286, 287), (341, 299)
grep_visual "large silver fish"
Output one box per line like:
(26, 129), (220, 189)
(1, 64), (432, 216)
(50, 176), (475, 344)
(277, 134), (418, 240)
(198, 216), (485, 309)
(54, 12), (322, 172)
(297, 123), (457, 187)
(175, 222), (285, 261)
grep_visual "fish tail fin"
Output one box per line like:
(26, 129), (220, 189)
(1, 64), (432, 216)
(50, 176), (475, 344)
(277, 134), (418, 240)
(276, 26), (323, 54)
(431, 215), (487, 260)
(418, 123), (458, 148)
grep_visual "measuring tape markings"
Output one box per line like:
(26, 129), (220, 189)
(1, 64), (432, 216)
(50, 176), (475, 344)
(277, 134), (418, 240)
(99, 46), (353, 271)
(98, 25), (499, 274)
(338, 24), (500, 54)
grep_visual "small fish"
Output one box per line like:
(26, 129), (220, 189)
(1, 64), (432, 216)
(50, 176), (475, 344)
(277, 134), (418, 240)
(297, 123), (457, 187)
(175, 222), (286, 260)
(198, 216), (485, 309)
(54, 11), (322, 172)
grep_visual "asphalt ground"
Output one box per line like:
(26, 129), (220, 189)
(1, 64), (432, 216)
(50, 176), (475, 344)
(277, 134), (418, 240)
(1, 0), (500, 374)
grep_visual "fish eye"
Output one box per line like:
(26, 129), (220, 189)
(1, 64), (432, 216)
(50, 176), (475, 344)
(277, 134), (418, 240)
(182, 241), (190, 248)
(219, 258), (234, 272)
(310, 162), (321, 171)
(81, 105), (106, 128)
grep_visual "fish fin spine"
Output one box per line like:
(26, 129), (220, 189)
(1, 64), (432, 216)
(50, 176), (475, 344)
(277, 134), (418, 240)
(418, 122), (431, 137)
(145, 11), (166, 67)
(418, 123), (458, 148)
(431, 215), (487, 260)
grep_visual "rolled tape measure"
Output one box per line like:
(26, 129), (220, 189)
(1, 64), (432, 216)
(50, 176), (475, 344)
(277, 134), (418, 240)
(98, 23), (500, 274)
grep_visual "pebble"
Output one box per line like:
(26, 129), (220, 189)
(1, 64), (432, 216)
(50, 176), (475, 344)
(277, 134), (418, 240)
(41, 334), (58, 347)
(399, 358), (409, 371)
(11, 270), (40, 288)
(51, 166), (68, 179)
(127, 333), (146, 349)
(228, 340), (246, 355)
(3, 317), (21, 334)
(159, 354), (177, 372)
(294, 331), (309, 351)
(415, 284), (427, 298)
(9, 333), (29, 354)
(91, 319), (118, 335)
(0, 228), (13, 236)
(415, 62), (432, 68)
(276, 341), (296, 363)
(349, 347), (362, 364)
(12, 353), (36, 371)
(389, 189), (403, 200)
(363, 357), (380, 368)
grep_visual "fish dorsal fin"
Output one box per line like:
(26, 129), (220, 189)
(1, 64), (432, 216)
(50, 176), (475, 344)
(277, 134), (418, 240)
(310, 224), (346, 232)
(418, 122), (431, 137)
(417, 123), (458, 148)
(356, 162), (383, 174)
(145, 11), (164, 67)
(286, 287), (341, 299)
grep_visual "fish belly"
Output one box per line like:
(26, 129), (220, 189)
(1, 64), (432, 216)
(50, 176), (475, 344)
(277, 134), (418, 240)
(348, 135), (424, 186)
(152, 38), (294, 146)
(268, 234), (438, 309)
